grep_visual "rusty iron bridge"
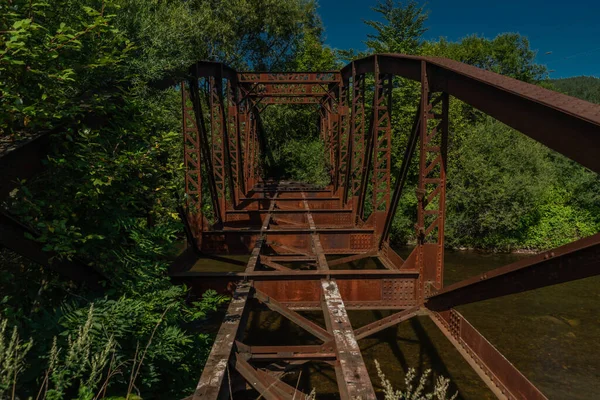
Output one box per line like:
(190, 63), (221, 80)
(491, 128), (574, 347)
(167, 54), (600, 400)
(1, 53), (600, 399)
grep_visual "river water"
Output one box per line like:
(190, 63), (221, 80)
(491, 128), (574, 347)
(202, 248), (599, 399)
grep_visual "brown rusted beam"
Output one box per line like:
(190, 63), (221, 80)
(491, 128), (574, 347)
(253, 288), (332, 342)
(227, 209), (351, 214)
(234, 356), (308, 400)
(266, 255), (316, 262)
(321, 279), (376, 399)
(342, 54), (600, 174)
(192, 281), (251, 399)
(426, 232), (600, 311)
(305, 191), (376, 398)
(188, 72), (223, 223)
(260, 257), (294, 272)
(303, 195), (329, 272)
(250, 352), (336, 361)
(354, 60), (377, 223)
(327, 253), (375, 267)
(380, 104), (420, 247)
(271, 216), (305, 227)
(240, 196), (340, 201)
(266, 241), (312, 257)
(429, 309), (547, 400)
(244, 343), (334, 354)
(354, 306), (423, 340)
(234, 356), (284, 400)
(244, 197), (275, 274)
(209, 227), (372, 234)
(173, 269), (419, 279)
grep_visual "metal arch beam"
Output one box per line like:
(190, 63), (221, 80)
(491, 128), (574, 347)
(176, 56), (600, 176)
(341, 54), (600, 174)
(426, 232), (600, 311)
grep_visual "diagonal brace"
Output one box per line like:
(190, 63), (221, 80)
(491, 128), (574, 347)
(253, 288), (332, 342)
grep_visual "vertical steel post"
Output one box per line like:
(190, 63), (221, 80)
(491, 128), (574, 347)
(330, 93), (340, 189)
(181, 81), (203, 242)
(226, 80), (241, 206)
(337, 82), (350, 199)
(188, 72), (222, 224)
(416, 61), (448, 298)
(209, 75), (227, 218)
(370, 60), (393, 235)
(349, 66), (366, 220)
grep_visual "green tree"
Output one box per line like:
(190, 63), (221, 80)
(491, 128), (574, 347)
(552, 76), (600, 103)
(422, 33), (547, 82)
(1, 0), (324, 397)
(365, 0), (428, 54)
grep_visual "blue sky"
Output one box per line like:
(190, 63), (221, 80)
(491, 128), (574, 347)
(317, 0), (600, 78)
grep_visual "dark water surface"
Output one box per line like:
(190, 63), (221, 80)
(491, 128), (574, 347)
(201, 249), (599, 399)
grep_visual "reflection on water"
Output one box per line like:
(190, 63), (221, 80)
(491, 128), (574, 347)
(401, 247), (599, 399)
(199, 248), (599, 399)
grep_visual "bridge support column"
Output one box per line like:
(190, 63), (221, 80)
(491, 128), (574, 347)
(415, 61), (449, 298)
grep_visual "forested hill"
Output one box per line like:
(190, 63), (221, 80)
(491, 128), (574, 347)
(552, 76), (600, 104)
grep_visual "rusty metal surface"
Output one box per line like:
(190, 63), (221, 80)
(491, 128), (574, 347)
(429, 309), (548, 400)
(234, 355), (308, 399)
(354, 306), (423, 340)
(254, 288), (332, 342)
(415, 72), (448, 293)
(8, 53), (598, 399)
(193, 281), (251, 399)
(321, 279), (377, 399)
(341, 54), (600, 173)
(170, 54), (600, 399)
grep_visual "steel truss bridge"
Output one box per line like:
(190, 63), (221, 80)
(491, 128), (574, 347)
(167, 54), (600, 400)
(1, 53), (599, 399)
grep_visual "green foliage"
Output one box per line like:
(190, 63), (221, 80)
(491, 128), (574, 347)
(45, 306), (115, 400)
(114, 0), (318, 77)
(274, 139), (331, 187)
(445, 119), (553, 250)
(0, 319), (33, 398)
(0, 0), (133, 135)
(374, 360), (457, 400)
(365, 0), (428, 55)
(445, 118), (600, 251)
(422, 33), (547, 82)
(1, 0), (318, 397)
(551, 76), (600, 104)
(186, 290), (228, 322)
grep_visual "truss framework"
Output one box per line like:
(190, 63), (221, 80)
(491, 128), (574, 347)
(170, 56), (600, 399)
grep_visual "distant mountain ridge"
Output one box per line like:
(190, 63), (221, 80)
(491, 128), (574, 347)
(551, 76), (600, 104)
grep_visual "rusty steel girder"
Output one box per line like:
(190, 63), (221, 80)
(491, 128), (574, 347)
(173, 57), (600, 400)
